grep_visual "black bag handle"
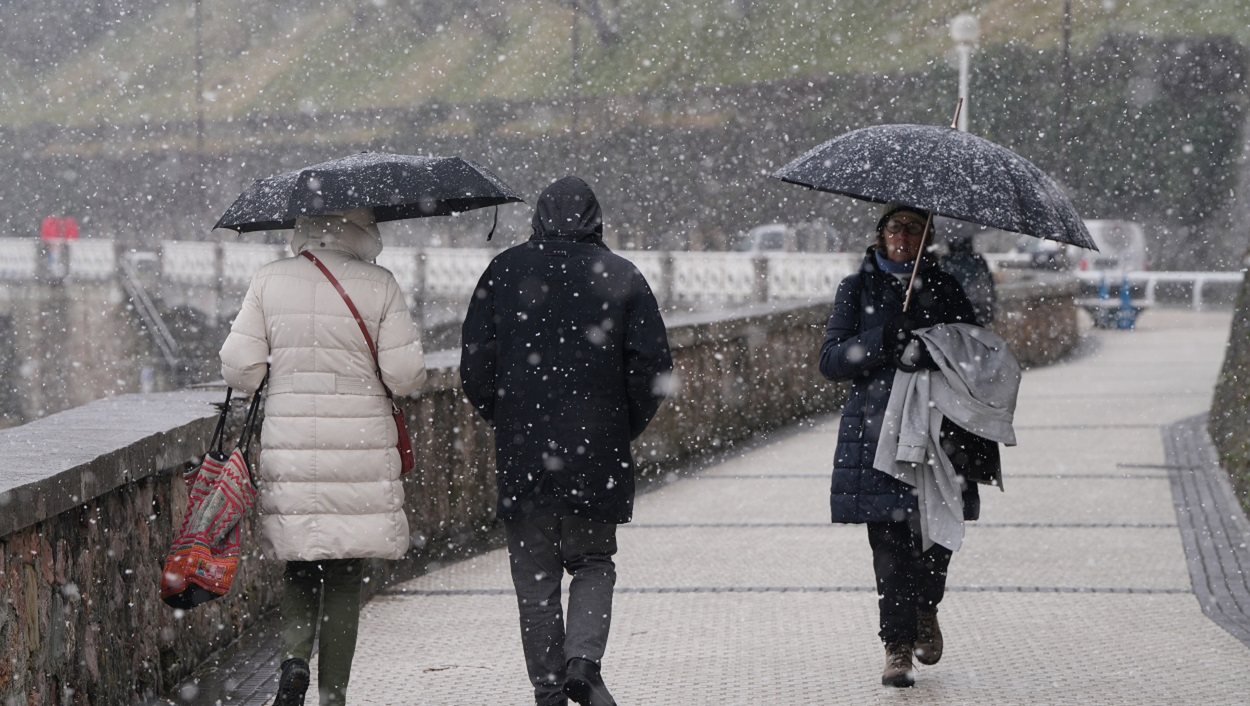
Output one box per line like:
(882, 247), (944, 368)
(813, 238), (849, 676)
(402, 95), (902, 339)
(235, 376), (268, 487)
(207, 388), (233, 458)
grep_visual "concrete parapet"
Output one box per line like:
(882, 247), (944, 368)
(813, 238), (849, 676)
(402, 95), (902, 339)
(0, 390), (283, 705)
(990, 270), (1081, 368)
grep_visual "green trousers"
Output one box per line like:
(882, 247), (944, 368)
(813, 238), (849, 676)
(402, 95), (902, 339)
(281, 558), (366, 706)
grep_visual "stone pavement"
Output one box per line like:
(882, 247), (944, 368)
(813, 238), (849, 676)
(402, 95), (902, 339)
(204, 308), (1250, 705)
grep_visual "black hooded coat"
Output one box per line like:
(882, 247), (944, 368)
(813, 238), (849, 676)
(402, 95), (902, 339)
(460, 176), (673, 524)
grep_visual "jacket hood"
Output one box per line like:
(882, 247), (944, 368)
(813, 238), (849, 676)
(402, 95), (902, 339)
(531, 176), (603, 242)
(289, 208), (383, 261)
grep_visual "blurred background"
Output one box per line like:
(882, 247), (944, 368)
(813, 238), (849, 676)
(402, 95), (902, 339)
(0, 0), (1246, 423)
(0, 0), (1244, 265)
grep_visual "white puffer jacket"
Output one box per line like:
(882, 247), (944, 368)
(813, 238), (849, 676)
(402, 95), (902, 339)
(219, 211), (426, 561)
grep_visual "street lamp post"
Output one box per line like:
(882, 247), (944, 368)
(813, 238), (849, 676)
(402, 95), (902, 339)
(1059, 0), (1073, 175)
(193, 0), (207, 220)
(949, 13), (981, 133)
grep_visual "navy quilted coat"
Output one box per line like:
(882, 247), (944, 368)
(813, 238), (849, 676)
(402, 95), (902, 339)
(819, 248), (979, 524)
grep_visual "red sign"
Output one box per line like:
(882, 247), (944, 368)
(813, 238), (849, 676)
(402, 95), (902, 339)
(40, 216), (79, 240)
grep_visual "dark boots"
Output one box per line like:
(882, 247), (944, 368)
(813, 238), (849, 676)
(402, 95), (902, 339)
(881, 643), (916, 688)
(880, 609), (942, 687)
(564, 658), (617, 706)
(274, 657), (310, 706)
(914, 608), (943, 665)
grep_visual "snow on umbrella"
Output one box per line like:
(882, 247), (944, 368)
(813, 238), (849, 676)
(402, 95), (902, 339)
(770, 123), (1096, 251)
(213, 152), (524, 233)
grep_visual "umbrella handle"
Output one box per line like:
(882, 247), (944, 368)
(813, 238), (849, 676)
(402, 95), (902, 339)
(486, 205), (499, 241)
(901, 212), (935, 313)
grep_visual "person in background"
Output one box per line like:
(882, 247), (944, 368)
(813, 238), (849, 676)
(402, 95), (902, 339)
(460, 176), (673, 706)
(817, 203), (979, 688)
(938, 219), (997, 326)
(220, 208), (426, 706)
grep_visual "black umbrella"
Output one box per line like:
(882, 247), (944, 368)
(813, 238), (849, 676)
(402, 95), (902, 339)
(214, 152), (524, 233)
(770, 123), (1096, 251)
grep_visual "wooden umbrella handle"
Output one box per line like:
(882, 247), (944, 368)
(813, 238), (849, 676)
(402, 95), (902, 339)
(901, 212), (935, 313)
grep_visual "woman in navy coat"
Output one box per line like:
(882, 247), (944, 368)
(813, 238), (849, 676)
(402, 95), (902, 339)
(819, 204), (979, 688)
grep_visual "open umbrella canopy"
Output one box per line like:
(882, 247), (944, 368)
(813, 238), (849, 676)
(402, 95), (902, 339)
(771, 124), (1096, 251)
(214, 152), (524, 233)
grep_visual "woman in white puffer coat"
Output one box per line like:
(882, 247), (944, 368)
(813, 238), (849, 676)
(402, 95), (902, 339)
(220, 207), (425, 706)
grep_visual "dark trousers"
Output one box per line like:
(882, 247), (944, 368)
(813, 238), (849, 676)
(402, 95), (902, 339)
(281, 558), (366, 706)
(504, 502), (618, 706)
(866, 519), (953, 645)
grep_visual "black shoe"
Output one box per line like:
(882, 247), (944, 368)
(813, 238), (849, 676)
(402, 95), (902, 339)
(563, 658), (617, 706)
(274, 657), (310, 706)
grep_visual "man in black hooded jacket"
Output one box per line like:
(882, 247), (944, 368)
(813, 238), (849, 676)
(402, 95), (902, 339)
(461, 176), (673, 706)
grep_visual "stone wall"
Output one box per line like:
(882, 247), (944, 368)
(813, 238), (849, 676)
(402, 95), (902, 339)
(0, 392), (276, 706)
(1210, 269), (1250, 509)
(0, 280), (1074, 705)
(990, 271), (1081, 368)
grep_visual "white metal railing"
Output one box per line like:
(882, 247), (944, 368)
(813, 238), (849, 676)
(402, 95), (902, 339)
(765, 253), (858, 300)
(619, 250), (666, 294)
(160, 241), (218, 286)
(1, 236), (1241, 312)
(1075, 270), (1245, 311)
(66, 240), (117, 281)
(0, 238), (38, 280)
(422, 248), (496, 297)
(376, 247), (421, 292)
(219, 243), (287, 287)
(671, 251), (757, 303)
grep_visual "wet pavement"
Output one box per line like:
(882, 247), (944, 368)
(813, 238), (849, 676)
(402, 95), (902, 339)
(176, 308), (1250, 705)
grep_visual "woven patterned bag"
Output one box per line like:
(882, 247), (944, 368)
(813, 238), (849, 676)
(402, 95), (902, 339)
(161, 384), (264, 609)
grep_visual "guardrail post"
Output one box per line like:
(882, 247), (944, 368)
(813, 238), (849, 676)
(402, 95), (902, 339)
(660, 251), (675, 309)
(753, 255), (769, 302)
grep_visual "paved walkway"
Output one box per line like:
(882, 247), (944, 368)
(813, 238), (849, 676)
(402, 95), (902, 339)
(205, 308), (1250, 705)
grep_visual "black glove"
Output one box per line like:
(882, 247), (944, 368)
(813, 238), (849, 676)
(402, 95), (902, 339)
(881, 313), (917, 361)
(893, 336), (938, 372)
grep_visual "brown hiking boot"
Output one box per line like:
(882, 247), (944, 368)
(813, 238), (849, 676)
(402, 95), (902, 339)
(915, 608), (943, 665)
(881, 642), (916, 688)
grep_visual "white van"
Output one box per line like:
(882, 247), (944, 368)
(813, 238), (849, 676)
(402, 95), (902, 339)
(731, 222), (845, 253)
(732, 223), (794, 252)
(1067, 220), (1148, 272)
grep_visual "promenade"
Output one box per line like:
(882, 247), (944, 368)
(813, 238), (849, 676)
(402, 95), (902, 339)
(193, 308), (1250, 705)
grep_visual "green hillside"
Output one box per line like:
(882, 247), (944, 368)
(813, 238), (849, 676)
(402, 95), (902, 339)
(1, 0), (1246, 130)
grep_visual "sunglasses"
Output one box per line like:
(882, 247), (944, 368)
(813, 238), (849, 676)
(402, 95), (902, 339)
(884, 219), (927, 237)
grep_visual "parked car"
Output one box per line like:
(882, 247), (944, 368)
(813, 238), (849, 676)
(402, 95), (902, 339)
(732, 223), (794, 252)
(1014, 237), (1070, 270)
(731, 222), (845, 253)
(1012, 219), (1148, 272)
(1067, 219), (1148, 271)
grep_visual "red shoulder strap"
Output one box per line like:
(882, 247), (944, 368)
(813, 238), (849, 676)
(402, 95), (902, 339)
(300, 251), (392, 397)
